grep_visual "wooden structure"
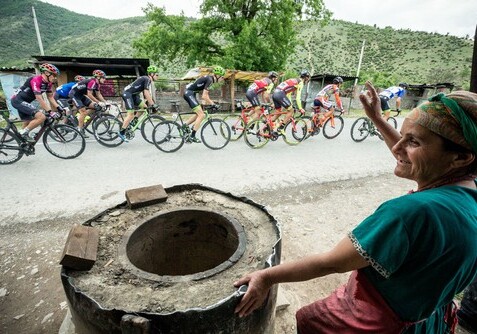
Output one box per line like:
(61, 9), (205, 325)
(31, 56), (150, 99)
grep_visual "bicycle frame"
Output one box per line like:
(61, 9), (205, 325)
(310, 107), (342, 130)
(4, 115), (51, 146)
(124, 108), (152, 132)
(259, 108), (300, 140)
(229, 104), (270, 131)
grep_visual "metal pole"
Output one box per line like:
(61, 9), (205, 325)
(348, 40), (365, 112)
(470, 24), (477, 93)
(32, 6), (45, 55)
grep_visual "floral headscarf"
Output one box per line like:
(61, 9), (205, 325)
(406, 91), (477, 153)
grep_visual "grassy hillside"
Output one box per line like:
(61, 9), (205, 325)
(290, 20), (473, 88)
(0, 1), (473, 88)
(0, 0), (109, 67)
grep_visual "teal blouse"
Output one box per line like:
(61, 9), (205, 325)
(349, 185), (477, 333)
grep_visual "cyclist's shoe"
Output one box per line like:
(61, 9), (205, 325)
(278, 128), (286, 136)
(189, 136), (201, 143)
(117, 132), (129, 142)
(21, 133), (35, 143)
(79, 129), (89, 138)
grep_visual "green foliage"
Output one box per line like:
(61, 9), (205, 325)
(134, 0), (330, 72)
(0, 1), (472, 89)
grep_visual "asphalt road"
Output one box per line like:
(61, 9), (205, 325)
(0, 119), (398, 225)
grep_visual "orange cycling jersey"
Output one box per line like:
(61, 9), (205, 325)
(315, 84), (343, 109)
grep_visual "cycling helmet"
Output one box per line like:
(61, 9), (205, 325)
(333, 76), (344, 84)
(74, 75), (85, 82)
(93, 69), (106, 78)
(39, 63), (60, 75)
(398, 82), (409, 89)
(147, 65), (159, 74)
(299, 70), (311, 78)
(212, 66), (226, 77)
(268, 71), (278, 79)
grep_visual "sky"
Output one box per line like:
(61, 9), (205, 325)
(39, 0), (477, 38)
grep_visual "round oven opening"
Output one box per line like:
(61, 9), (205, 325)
(120, 208), (246, 282)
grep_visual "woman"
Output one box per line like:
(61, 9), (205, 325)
(233, 81), (477, 333)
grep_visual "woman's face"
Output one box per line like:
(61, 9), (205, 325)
(391, 119), (457, 188)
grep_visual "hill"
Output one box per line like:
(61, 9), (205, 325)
(0, 1), (473, 88)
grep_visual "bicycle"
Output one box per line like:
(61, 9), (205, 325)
(350, 110), (401, 143)
(222, 100), (271, 141)
(152, 103), (231, 153)
(93, 106), (165, 147)
(63, 103), (120, 136)
(243, 107), (308, 149)
(301, 107), (345, 140)
(0, 109), (85, 164)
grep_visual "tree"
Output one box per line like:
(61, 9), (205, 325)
(133, 0), (330, 72)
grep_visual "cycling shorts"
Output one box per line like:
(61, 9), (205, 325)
(183, 89), (200, 110)
(122, 92), (142, 110)
(54, 93), (73, 110)
(70, 94), (93, 110)
(11, 96), (39, 120)
(245, 89), (261, 107)
(379, 96), (390, 111)
(272, 89), (292, 109)
(313, 98), (333, 110)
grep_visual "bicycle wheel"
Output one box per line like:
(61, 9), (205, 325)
(323, 116), (344, 139)
(223, 114), (245, 141)
(350, 117), (371, 142)
(244, 120), (270, 149)
(94, 117), (124, 147)
(88, 113), (114, 135)
(201, 119), (231, 150)
(0, 129), (23, 164)
(43, 124), (85, 159)
(283, 119), (307, 145)
(387, 116), (398, 129)
(153, 120), (184, 153)
(140, 114), (166, 144)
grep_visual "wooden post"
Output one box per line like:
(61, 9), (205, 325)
(230, 72), (236, 113)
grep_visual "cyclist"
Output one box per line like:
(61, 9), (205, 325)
(379, 82), (408, 120)
(245, 71), (279, 121)
(10, 63), (63, 143)
(183, 65), (226, 143)
(117, 65), (160, 142)
(271, 70), (310, 135)
(55, 75), (85, 120)
(312, 76), (345, 125)
(69, 69), (108, 137)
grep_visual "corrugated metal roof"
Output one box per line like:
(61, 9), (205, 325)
(310, 73), (358, 82)
(31, 55), (150, 77)
(0, 67), (35, 73)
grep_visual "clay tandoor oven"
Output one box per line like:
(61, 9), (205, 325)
(61, 184), (281, 333)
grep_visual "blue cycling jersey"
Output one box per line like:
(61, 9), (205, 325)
(56, 82), (76, 98)
(379, 86), (405, 99)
